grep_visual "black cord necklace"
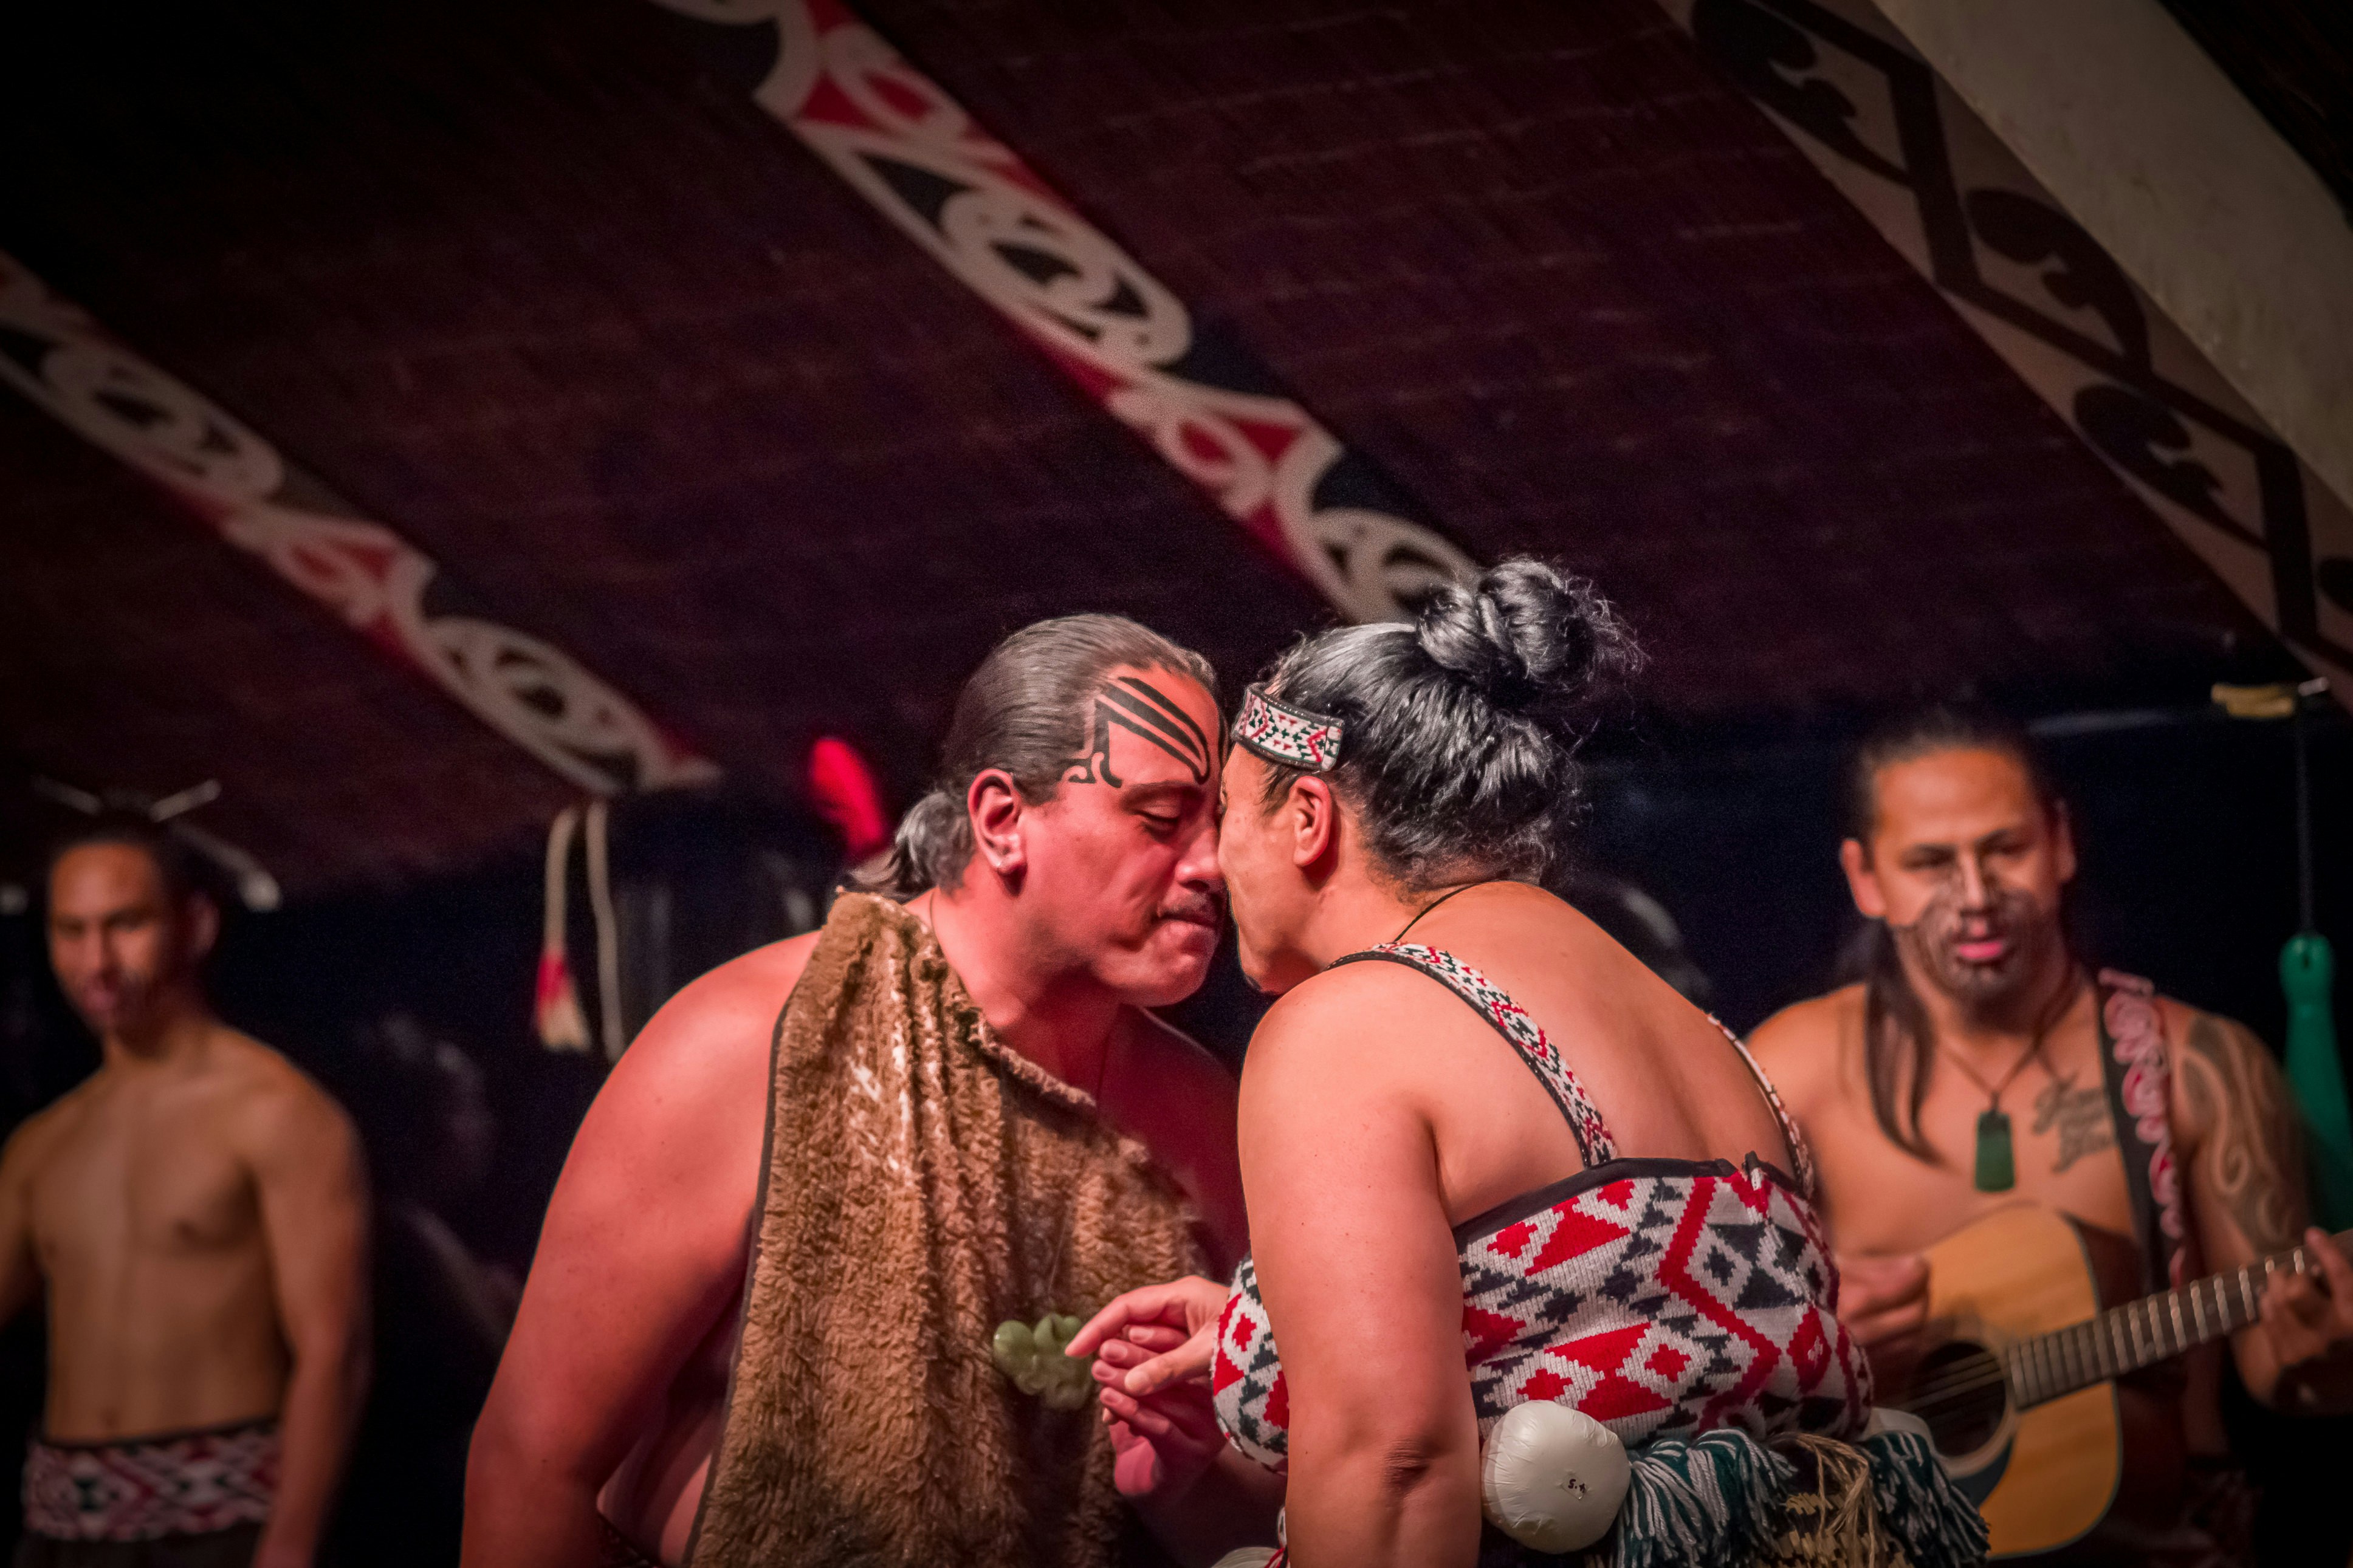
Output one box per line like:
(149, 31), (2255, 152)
(1939, 964), (2083, 1193)
(1389, 880), (1491, 945)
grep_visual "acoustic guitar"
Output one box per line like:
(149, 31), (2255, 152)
(1894, 1203), (2348, 1558)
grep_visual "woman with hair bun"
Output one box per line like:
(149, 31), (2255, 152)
(1071, 561), (1982, 1568)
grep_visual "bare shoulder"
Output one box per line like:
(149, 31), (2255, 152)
(611, 931), (819, 1086)
(0, 1083), (99, 1185)
(679, 928), (822, 1019)
(2157, 995), (2266, 1058)
(207, 1029), (357, 1151)
(1745, 985), (1862, 1117)
(567, 930), (821, 1171)
(2159, 996), (2284, 1148)
(1243, 960), (1463, 1088)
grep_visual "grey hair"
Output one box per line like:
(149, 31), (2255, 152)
(856, 615), (1217, 899)
(1253, 558), (1641, 892)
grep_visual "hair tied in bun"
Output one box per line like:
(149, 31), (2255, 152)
(1414, 560), (1641, 716)
(1245, 555), (1642, 891)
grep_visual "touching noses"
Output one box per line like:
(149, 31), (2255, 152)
(1177, 812), (1225, 894)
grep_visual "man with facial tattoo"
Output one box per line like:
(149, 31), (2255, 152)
(465, 615), (1259, 1568)
(1751, 704), (2353, 1566)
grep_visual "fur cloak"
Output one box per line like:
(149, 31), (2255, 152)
(690, 893), (1211, 1568)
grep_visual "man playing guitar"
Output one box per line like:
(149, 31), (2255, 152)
(1752, 703), (2353, 1564)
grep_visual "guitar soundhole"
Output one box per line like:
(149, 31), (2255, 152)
(1903, 1340), (2008, 1459)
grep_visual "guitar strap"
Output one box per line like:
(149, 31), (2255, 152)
(2095, 970), (2190, 1293)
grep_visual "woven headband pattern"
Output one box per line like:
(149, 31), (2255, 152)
(1234, 684), (1344, 771)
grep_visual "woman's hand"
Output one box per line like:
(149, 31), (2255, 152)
(1068, 1275), (1231, 1395)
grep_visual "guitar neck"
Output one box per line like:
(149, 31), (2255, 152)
(2008, 1229), (2352, 1409)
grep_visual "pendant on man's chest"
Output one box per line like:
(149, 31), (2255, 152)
(1973, 1108), (2016, 1193)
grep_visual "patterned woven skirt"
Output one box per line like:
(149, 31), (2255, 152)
(21, 1418), (277, 1546)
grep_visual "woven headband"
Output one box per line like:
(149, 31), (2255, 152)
(1234, 683), (1345, 772)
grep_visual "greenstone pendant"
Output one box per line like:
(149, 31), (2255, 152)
(1974, 1108), (2016, 1193)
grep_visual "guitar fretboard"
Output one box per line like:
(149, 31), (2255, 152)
(2006, 1230), (2349, 1409)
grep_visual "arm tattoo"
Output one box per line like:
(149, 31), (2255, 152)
(1061, 676), (1211, 787)
(2179, 1015), (2306, 1253)
(2030, 1070), (2115, 1173)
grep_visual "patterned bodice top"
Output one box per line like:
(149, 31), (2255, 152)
(1209, 942), (1871, 1470)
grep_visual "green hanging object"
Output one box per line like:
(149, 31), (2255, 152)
(2217, 677), (2352, 1230)
(1973, 1108), (2016, 1193)
(2284, 934), (2353, 1230)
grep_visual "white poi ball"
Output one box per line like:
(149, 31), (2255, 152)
(1479, 1400), (1632, 1553)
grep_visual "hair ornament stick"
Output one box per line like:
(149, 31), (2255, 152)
(30, 776), (280, 911)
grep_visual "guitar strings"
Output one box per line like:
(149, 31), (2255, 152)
(1903, 1351), (2078, 1405)
(1882, 1231), (2324, 1429)
(1904, 1329), (2200, 1411)
(1898, 1366), (2010, 1408)
(1898, 1352), (2072, 1408)
(1903, 1284), (2267, 1409)
(1902, 1362), (2004, 1399)
(1900, 1274), (2279, 1406)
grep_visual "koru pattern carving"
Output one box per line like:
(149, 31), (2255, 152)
(1684, 0), (2353, 690)
(0, 254), (720, 796)
(644, 0), (1479, 625)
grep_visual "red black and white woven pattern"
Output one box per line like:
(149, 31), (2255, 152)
(1233, 685), (1344, 772)
(23, 1420), (277, 1541)
(1210, 942), (1865, 1471)
(1211, 1254), (1288, 1470)
(1357, 942), (1618, 1165)
(1455, 1163), (1868, 1444)
(1211, 1162), (1870, 1468)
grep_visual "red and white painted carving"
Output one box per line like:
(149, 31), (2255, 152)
(653, 0), (1477, 623)
(0, 253), (721, 796)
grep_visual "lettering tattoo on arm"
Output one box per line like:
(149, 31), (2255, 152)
(1062, 676), (1211, 787)
(2031, 1070), (2115, 1174)
(2178, 1015), (2306, 1253)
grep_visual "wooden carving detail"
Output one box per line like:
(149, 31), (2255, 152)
(650, 0), (1479, 623)
(0, 253), (721, 795)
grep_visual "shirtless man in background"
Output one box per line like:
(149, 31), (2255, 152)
(0, 818), (369, 1568)
(1753, 704), (2353, 1564)
(466, 616), (1256, 1568)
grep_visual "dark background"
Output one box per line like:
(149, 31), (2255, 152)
(3, 0), (2351, 1558)
(1, 688), (2349, 1562)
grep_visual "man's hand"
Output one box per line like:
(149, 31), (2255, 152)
(1067, 1275), (1229, 1396)
(1838, 1251), (1931, 1388)
(2256, 1228), (2353, 1408)
(1096, 1366), (1228, 1501)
